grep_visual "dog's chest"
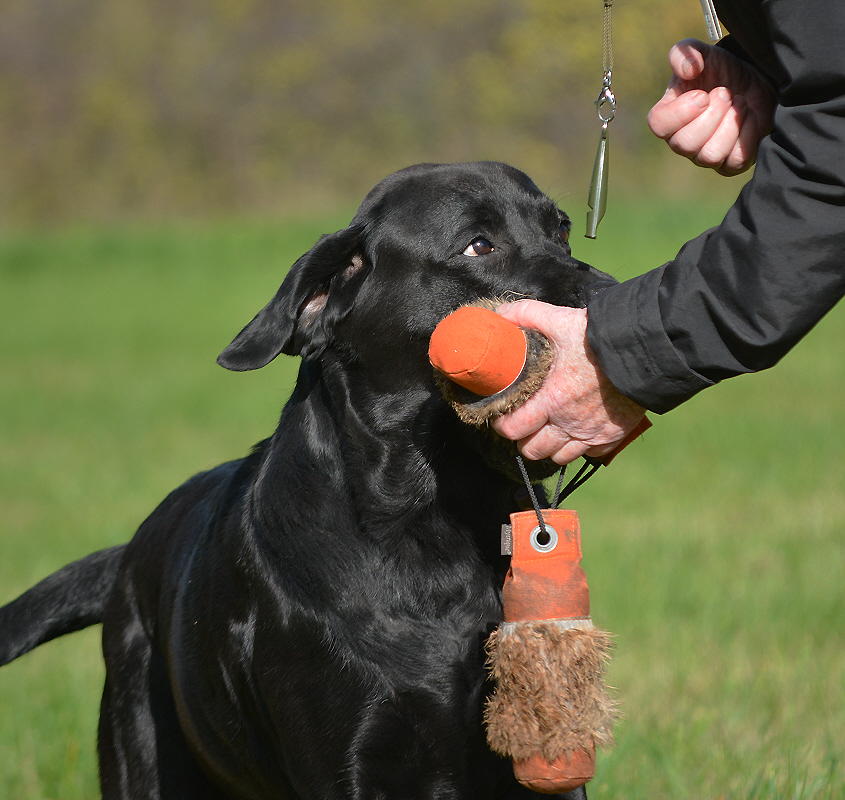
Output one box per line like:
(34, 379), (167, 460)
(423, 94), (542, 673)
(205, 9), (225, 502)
(167, 550), (505, 797)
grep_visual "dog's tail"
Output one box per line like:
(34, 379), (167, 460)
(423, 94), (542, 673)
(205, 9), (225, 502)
(0, 545), (125, 667)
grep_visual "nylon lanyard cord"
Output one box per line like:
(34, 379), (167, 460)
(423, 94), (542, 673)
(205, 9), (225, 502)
(602, 0), (614, 76)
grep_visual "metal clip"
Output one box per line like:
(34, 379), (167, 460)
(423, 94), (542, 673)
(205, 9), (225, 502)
(595, 72), (616, 125)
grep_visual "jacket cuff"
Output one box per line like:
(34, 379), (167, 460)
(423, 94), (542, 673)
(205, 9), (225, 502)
(586, 268), (715, 414)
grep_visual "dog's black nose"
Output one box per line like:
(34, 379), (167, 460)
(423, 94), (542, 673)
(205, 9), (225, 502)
(583, 280), (617, 305)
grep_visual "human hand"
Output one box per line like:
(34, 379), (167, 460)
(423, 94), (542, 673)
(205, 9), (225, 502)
(490, 301), (646, 465)
(647, 38), (776, 176)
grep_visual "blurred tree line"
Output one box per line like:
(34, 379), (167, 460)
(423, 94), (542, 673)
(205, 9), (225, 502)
(0, 0), (725, 228)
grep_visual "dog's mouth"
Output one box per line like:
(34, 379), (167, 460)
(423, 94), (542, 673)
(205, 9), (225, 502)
(460, 425), (561, 483)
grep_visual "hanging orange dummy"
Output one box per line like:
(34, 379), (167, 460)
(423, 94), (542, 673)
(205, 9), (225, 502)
(430, 304), (650, 793)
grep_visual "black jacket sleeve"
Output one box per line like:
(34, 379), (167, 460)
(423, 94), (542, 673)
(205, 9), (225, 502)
(585, 0), (845, 414)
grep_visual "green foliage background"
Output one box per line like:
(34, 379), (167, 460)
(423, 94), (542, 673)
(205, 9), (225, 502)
(1, 0), (728, 227)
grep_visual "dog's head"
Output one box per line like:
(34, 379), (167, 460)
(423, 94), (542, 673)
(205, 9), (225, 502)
(218, 162), (614, 389)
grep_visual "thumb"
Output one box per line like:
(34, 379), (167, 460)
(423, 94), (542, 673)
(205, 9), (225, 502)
(496, 300), (577, 341)
(669, 38), (710, 81)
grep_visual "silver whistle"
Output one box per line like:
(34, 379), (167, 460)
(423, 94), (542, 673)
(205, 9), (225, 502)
(586, 77), (616, 239)
(586, 122), (609, 240)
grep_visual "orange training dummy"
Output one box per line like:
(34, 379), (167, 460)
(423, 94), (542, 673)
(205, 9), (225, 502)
(428, 304), (531, 395)
(485, 508), (616, 793)
(428, 302), (647, 793)
(428, 303), (555, 426)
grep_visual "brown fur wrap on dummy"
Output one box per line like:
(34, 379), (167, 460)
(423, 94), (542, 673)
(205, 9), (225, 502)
(485, 620), (617, 762)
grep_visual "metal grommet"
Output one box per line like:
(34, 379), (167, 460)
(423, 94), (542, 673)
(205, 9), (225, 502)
(530, 524), (558, 553)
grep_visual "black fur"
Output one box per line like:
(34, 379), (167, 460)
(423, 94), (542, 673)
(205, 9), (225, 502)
(0, 546), (124, 666)
(1, 162), (614, 800)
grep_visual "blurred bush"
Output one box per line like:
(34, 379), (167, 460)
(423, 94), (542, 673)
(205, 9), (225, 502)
(0, 0), (727, 227)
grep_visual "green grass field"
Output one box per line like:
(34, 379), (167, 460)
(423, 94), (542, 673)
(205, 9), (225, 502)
(1, 201), (842, 798)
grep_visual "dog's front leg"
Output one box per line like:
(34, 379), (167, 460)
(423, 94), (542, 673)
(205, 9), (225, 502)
(98, 578), (226, 800)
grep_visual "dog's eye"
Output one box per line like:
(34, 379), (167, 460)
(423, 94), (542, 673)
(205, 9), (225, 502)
(463, 238), (494, 257)
(558, 221), (571, 245)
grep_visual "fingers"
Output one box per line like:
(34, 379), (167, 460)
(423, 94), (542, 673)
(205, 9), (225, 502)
(666, 86), (735, 163)
(718, 103), (762, 175)
(647, 86), (711, 139)
(647, 40), (723, 143)
(516, 427), (625, 466)
(514, 426), (590, 466)
(490, 400), (546, 443)
(548, 440), (592, 466)
(491, 301), (576, 446)
(650, 37), (770, 176)
(674, 89), (760, 173)
(661, 86), (757, 173)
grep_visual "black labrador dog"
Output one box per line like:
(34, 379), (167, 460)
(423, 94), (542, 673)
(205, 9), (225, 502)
(0, 162), (616, 800)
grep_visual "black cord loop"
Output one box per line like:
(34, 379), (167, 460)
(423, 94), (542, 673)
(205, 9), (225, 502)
(516, 453), (603, 533)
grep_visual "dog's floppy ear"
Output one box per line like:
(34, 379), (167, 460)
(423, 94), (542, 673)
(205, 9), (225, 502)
(217, 227), (367, 371)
